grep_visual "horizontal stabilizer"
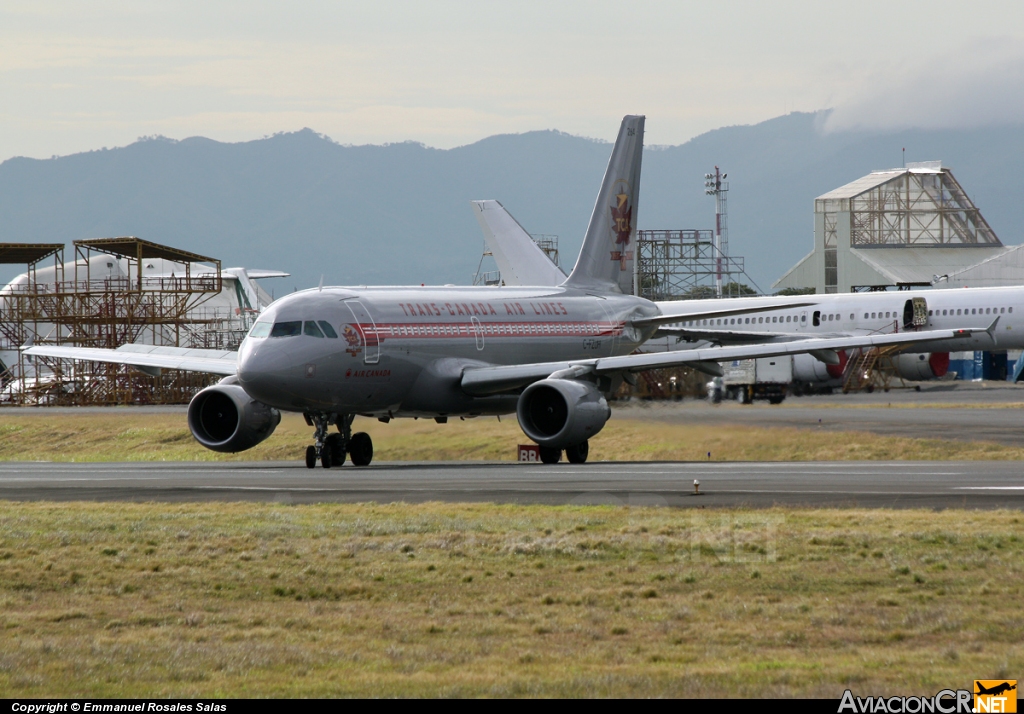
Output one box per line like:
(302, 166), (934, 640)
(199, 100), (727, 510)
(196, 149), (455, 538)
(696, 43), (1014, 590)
(245, 270), (291, 279)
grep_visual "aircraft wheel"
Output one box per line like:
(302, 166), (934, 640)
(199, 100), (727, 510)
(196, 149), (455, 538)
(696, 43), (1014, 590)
(305, 445), (316, 469)
(565, 440), (589, 464)
(320, 447), (332, 469)
(539, 446), (561, 464)
(325, 433), (347, 467)
(349, 432), (374, 466)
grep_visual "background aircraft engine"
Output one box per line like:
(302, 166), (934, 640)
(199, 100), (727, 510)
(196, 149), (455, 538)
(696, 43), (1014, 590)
(187, 384), (281, 453)
(893, 352), (949, 381)
(793, 351), (848, 383)
(516, 379), (611, 449)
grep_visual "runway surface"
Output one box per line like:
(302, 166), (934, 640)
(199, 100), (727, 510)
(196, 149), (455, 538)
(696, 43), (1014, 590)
(1, 460), (1022, 509)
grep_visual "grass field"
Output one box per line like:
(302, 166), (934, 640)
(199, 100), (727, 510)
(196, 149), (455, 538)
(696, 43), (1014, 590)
(0, 501), (1019, 697)
(2, 410), (1023, 462)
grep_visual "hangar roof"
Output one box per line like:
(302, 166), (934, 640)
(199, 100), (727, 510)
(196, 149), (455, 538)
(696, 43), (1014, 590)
(74, 237), (218, 266)
(0, 243), (64, 265)
(939, 243), (1024, 287)
(816, 161), (946, 201)
(851, 245), (1008, 286)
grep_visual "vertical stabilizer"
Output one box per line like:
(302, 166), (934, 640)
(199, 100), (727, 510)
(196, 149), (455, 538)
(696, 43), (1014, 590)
(563, 115), (645, 293)
(471, 200), (566, 287)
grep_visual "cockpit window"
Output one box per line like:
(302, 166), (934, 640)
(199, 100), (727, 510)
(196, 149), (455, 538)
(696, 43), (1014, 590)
(270, 321), (302, 337)
(304, 321), (325, 338)
(248, 321), (272, 338)
(318, 320), (338, 338)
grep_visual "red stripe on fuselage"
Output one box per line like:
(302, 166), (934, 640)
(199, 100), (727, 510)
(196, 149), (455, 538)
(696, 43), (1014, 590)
(355, 321), (624, 341)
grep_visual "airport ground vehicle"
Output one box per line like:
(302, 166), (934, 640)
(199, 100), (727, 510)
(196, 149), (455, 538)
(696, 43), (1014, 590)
(722, 357), (792, 404)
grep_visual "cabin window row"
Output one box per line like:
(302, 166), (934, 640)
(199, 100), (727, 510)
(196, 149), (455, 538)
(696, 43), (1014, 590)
(682, 315), (806, 327)
(924, 307), (1012, 317)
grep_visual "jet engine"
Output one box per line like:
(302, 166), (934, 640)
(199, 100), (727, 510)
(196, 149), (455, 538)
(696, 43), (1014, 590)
(516, 379), (611, 449)
(893, 352), (949, 381)
(187, 384), (281, 453)
(793, 351), (848, 383)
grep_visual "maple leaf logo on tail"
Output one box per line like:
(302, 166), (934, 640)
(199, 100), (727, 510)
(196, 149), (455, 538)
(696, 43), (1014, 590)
(609, 180), (634, 271)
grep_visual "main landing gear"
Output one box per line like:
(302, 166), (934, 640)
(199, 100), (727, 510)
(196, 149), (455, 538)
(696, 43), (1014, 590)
(538, 440), (589, 464)
(303, 412), (373, 469)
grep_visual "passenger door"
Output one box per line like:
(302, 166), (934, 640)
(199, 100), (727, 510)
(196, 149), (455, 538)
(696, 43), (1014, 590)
(470, 316), (485, 351)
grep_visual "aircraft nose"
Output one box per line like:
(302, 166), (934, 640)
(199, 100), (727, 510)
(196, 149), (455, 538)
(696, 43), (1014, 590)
(237, 340), (261, 383)
(237, 340), (290, 398)
(234, 340), (278, 389)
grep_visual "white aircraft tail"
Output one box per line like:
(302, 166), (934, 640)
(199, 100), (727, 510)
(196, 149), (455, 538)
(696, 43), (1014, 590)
(470, 200), (566, 287)
(563, 115), (645, 293)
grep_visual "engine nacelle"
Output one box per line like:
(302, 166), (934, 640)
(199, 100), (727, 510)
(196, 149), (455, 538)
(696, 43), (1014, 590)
(793, 351), (847, 383)
(893, 352), (949, 381)
(516, 379), (610, 449)
(187, 384), (281, 453)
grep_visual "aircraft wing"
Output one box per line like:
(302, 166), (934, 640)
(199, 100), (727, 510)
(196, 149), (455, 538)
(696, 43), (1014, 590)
(471, 200), (566, 287)
(653, 326), (855, 344)
(23, 344), (238, 376)
(460, 326), (979, 395)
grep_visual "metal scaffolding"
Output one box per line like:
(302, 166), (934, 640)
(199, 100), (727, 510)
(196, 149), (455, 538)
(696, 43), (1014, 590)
(844, 167), (999, 247)
(530, 234), (560, 270)
(0, 243), (66, 401)
(1, 237), (227, 405)
(633, 229), (759, 300)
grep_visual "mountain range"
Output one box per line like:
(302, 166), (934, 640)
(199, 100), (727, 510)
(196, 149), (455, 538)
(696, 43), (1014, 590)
(2, 112), (1023, 293)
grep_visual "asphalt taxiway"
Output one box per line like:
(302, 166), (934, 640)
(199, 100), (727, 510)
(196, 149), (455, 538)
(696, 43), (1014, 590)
(1, 460), (1022, 509)
(615, 380), (1024, 446)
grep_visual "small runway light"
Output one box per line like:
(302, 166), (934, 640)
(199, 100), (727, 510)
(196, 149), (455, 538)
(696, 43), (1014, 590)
(693, 479), (701, 495)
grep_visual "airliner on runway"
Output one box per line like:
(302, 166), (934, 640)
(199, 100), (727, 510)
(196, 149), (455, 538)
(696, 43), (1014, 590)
(24, 116), (984, 467)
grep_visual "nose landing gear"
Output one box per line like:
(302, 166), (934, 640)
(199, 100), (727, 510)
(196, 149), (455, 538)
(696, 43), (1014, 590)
(303, 412), (373, 468)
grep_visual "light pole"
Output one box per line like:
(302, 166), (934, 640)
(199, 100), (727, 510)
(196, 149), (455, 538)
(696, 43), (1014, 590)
(704, 167), (728, 298)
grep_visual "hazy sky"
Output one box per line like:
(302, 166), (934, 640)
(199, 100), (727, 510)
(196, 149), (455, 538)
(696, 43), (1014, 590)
(3, 0), (1024, 160)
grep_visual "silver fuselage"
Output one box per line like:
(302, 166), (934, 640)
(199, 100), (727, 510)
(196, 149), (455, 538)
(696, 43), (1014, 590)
(237, 286), (659, 417)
